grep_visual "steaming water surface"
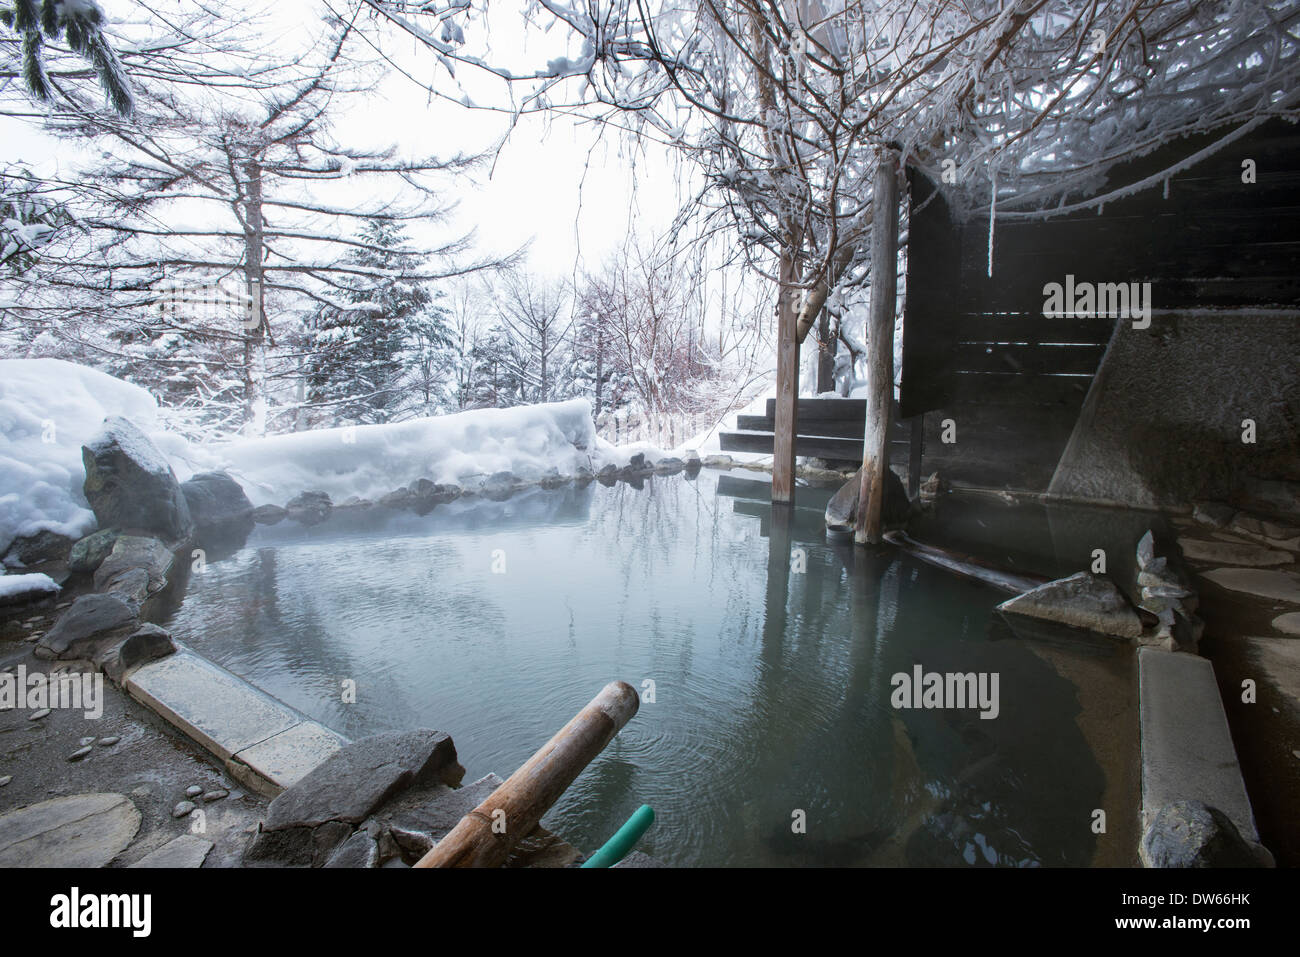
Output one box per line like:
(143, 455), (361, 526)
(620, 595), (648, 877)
(166, 470), (1137, 866)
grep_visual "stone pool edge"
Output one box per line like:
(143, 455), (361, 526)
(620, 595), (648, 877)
(1137, 646), (1274, 865)
(124, 643), (348, 798)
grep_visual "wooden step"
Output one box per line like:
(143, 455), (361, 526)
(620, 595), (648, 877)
(738, 413), (912, 439)
(719, 430), (911, 461)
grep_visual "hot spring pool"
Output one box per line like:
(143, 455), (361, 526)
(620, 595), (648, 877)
(164, 469), (1138, 866)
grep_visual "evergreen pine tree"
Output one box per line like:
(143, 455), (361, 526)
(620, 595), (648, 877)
(305, 220), (449, 424)
(1, 0), (133, 114)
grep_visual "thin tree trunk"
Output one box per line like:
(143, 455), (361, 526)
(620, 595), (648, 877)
(242, 159), (266, 435)
(817, 308), (835, 393)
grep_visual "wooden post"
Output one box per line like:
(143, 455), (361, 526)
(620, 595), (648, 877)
(908, 414), (923, 499)
(855, 149), (901, 545)
(413, 681), (639, 868)
(772, 248), (800, 504)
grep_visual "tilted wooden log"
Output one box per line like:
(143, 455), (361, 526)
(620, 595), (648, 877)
(414, 681), (640, 868)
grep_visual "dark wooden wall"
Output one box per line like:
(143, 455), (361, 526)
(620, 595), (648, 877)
(899, 118), (1300, 491)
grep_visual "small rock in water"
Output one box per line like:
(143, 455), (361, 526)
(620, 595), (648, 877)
(96, 735), (120, 746)
(68, 746), (92, 762)
(79, 736), (95, 747)
(1136, 530), (1155, 570)
(185, 785), (203, 798)
(173, 801), (196, 818)
(28, 708), (50, 721)
(0, 775), (11, 787)
(202, 789), (229, 803)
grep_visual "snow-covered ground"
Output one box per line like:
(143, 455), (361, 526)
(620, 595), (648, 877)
(0, 359), (696, 554)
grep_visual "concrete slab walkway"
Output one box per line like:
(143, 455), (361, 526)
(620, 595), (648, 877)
(125, 648), (346, 796)
(1138, 647), (1260, 843)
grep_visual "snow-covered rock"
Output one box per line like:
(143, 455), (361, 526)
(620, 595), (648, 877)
(82, 416), (194, 544)
(0, 359), (171, 560)
(0, 572), (60, 607)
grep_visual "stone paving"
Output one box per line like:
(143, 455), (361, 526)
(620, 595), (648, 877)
(1175, 507), (1300, 865)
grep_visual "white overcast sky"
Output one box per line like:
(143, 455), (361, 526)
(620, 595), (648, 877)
(1, 0), (688, 280)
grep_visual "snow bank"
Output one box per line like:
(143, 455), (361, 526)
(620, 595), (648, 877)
(0, 358), (702, 550)
(192, 399), (605, 507)
(0, 359), (169, 556)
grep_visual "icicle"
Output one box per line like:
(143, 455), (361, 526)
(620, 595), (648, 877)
(1163, 177), (1170, 200)
(986, 170), (997, 279)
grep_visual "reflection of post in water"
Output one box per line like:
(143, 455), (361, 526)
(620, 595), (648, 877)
(761, 503), (794, 669)
(752, 516), (911, 865)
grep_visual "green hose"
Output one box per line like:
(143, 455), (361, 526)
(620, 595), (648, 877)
(581, 805), (655, 868)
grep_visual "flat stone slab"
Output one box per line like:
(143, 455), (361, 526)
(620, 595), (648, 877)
(1200, 568), (1300, 604)
(1179, 538), (1293, 567)
(1229, 515), (1300, 551)
(125, 649), (300, 761)
(0, 792), (140, 867)
(1241, 637), (1300, 708)
(230, 720), (348, 792)
(130, 833), (213, 868)
(1139, 648), (1258, 842)
(1273, 612), (1300, 636)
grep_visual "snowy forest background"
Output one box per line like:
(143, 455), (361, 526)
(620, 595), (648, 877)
(3, 0), (1297, 449)
(1, 0), (777, 449)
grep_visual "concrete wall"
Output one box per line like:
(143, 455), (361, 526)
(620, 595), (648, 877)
(1047, 311), (1300, 509)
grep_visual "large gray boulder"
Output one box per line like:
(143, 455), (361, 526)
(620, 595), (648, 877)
(996, 572), (1144, 639)
(825, 466), (911, 533)
(35, 592), (139, 660)
(181, 471), (254, 542)
(247, 729), (464, 866)
(82, 416), (193, 545)
(1141, 801), (1265, 868)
